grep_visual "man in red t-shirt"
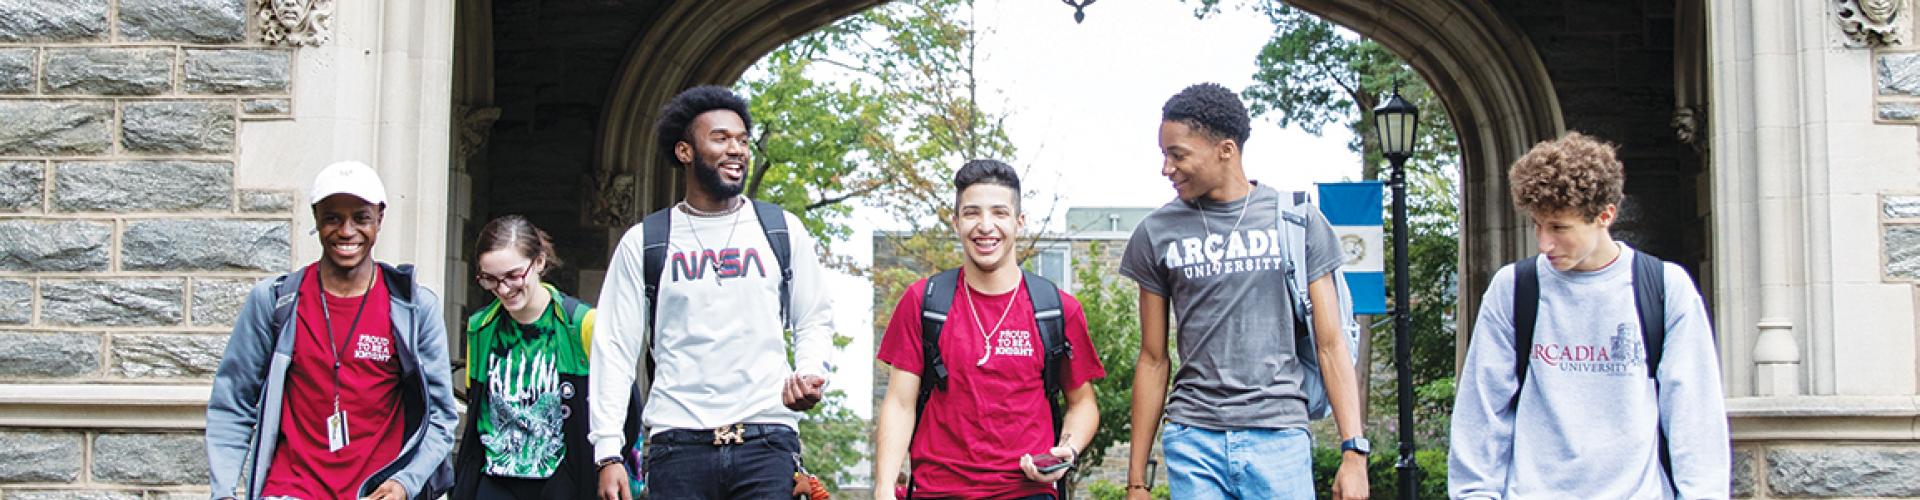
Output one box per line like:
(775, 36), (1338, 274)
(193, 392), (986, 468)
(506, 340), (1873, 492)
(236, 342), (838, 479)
(206, 161), (457, 500)
(873, 160), (1106, 499)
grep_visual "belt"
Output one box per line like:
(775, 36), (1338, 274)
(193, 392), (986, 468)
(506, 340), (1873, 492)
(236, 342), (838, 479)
(650, 423), (790, 446)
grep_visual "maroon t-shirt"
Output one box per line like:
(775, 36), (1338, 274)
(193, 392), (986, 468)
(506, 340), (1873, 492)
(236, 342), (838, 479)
(260, 266), (406, 499)
(877, 271), (1106, 499)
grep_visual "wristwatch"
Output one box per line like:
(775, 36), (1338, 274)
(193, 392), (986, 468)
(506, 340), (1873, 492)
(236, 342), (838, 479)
(1340, 437), (1372, 456)
(595, 456), (625, 470)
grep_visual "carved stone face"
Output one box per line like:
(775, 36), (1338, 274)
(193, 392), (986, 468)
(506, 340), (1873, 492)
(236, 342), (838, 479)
(1671, 107), (1698, 143)
(271, 0), (307, 29)
(1864, 0), (1899, 23)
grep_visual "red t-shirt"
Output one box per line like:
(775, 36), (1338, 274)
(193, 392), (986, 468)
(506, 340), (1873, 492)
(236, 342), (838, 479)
(260, 266), (406, 499)
(877, 271), (1106, 499)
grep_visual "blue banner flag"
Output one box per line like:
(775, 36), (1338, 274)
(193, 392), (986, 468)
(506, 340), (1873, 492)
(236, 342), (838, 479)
(1318, 181), (1386, 315)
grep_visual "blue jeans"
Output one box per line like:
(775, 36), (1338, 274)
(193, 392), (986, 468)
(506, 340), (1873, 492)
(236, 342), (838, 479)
(1161, 421), (1314, 500)
(644, 424), (801, 499)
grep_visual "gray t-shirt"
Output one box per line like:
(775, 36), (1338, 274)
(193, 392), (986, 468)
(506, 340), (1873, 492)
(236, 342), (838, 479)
(1118, 183), (1343, 430)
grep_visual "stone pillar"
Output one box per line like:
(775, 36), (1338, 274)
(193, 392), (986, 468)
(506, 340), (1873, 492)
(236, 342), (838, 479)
(1715, 0), (1920, 497)
(1747, 0), (1805, 396)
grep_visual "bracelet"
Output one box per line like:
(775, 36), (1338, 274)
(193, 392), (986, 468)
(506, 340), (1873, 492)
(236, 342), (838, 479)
(595, 456), (625, 470)
(1126, 484), (1151, 491)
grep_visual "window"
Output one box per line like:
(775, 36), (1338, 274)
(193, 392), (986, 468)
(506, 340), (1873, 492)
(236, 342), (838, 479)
(1031, 245), (1073, 292)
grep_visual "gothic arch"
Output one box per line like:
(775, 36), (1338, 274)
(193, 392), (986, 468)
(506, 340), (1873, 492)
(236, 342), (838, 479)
(594, 0), (1564, 357)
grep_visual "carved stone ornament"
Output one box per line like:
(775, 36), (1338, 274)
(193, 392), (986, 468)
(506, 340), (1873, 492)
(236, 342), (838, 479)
(1671, 106), (1704, 152)
(258, 0), (335, 47)
(591, 173), (639, 229)
(1838, 0), (1906, 48)
(454, 105), (502, 161)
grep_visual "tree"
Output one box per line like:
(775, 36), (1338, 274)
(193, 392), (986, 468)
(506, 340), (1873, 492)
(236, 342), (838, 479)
(739, 0), (1012, 252)
(733, 0), (1019, 492)
(1070, 241), (1144, 483)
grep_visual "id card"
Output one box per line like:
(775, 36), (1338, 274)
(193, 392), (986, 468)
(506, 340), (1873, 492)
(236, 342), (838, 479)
(327, 410), (350, 452)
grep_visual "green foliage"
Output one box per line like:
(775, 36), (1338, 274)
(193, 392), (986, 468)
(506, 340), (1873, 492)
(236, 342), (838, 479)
(738, 0), (1013, 252)
(1086, 480), (1170, 500)
(1310, 446), (1449, 499)
(1069, 241), (1144, 483)
(797, 390), (867, 492)
(743, 0), (1018, 493)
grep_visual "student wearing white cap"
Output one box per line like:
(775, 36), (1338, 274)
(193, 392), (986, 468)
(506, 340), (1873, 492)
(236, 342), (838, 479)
(206, 161), (457, 500)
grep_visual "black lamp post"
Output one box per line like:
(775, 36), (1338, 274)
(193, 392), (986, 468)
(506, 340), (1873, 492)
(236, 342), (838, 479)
(1373, 85), (1420, 500)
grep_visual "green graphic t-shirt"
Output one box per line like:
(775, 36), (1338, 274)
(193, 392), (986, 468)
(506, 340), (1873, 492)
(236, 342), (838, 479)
(468, 287), (592, 479)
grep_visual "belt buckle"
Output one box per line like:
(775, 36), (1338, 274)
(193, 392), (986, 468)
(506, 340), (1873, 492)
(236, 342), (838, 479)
(712, 423), (746, 446)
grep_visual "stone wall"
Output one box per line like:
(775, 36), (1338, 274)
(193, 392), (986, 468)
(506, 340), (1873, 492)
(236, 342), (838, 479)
(1734, 443), (1920, 499)
(0, 0), (293, 497)
(1490, 0), (1707, 279)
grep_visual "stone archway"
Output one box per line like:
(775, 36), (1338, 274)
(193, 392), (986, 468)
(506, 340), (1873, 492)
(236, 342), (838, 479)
(591, 0), (892, 230)
(589, 0), (1566, 360)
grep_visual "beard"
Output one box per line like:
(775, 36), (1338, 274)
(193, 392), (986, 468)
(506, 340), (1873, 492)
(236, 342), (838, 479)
(691, 154), (745, 199)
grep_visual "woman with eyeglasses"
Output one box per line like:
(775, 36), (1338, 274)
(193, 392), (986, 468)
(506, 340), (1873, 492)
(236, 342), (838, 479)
(451, 215), (642, 500)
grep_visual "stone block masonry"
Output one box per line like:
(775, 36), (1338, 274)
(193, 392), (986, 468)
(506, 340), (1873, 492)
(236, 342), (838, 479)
(43, 48), (171, 95)
(0, 1), (298, 496)
(54, 161), (233, 213)
(0, 430), (83, 483)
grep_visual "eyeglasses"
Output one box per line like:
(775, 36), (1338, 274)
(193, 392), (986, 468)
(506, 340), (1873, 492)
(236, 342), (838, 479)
(475, 265), (532, 291)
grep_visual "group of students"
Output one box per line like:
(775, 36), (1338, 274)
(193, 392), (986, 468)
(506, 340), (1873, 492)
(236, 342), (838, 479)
(203, 82), (1729, 500)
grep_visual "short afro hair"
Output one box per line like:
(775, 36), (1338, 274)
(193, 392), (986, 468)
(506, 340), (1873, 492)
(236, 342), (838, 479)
(953, 159), (1022, 210)
(1508, 131), (1625, 221)
(654, 85), (753, 167)
(1162, 83), (1251, 147)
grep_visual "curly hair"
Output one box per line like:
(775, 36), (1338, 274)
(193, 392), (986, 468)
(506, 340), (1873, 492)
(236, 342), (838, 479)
(1162, 83), (1251, 147)
(654, 85), (753, 167)
(1508, 132), (1625, 220)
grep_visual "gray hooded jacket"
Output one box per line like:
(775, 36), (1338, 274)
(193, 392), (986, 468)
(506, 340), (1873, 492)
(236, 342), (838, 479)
(204, 263), (456, 500)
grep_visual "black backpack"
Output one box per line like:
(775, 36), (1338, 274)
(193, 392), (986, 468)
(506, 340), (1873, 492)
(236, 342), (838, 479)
(908, 268), (1072, 498)
(636, 200), (794, 407)
(1508, 251), (1677, 490)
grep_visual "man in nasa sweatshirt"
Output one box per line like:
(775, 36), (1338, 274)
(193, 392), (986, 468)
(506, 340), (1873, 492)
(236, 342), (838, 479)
(1449, 132), (1729, 499)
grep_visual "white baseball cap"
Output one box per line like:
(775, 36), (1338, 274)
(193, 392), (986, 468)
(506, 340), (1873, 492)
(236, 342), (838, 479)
(309, 161), (388, 206)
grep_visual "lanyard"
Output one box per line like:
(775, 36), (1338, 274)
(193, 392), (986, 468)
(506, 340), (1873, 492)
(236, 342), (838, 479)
(316, 273), (375, 413)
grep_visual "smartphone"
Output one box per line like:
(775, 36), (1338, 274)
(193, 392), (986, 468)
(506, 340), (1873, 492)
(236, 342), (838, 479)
(1028, 453), (1071, 474)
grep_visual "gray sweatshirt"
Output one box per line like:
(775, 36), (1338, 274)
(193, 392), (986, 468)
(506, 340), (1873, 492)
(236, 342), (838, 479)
(1449, 245), (1729, 499)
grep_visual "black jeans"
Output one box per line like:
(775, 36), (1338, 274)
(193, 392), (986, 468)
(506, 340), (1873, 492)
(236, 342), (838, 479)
(474, 474), (546, 500)
(644, 424), (801, 499)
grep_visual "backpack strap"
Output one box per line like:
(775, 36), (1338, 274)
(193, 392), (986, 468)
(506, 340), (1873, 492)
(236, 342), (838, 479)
(639, 208), (673, 412)
(554, 291), (592, 349)
(917, 269), (961, 396)
(906, 269), (961, 499)
(750, 199), (794, 330)
(1023, 271), (1072, 497)
(1280, 203), (1311, 308)
(1022, 271), (1069, 430)
(1630, 250), (1675, 493)
(1631, 252), (1667, 378)
(263, 268), (303, 382)
(1509, 256), (1540, 413)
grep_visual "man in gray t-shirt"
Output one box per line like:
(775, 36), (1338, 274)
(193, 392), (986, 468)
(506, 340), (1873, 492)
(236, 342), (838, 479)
(1118, 83), (1368, 500)
(1118, 184), (1341, 429)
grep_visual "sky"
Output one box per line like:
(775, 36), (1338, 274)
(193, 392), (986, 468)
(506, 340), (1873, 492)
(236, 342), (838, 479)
(811, 0), (1364, 419)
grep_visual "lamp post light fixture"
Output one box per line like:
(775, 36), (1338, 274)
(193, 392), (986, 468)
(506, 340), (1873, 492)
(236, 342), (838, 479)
(1062, 0), (1095, 23)
(1373, 84), (1420, 500)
